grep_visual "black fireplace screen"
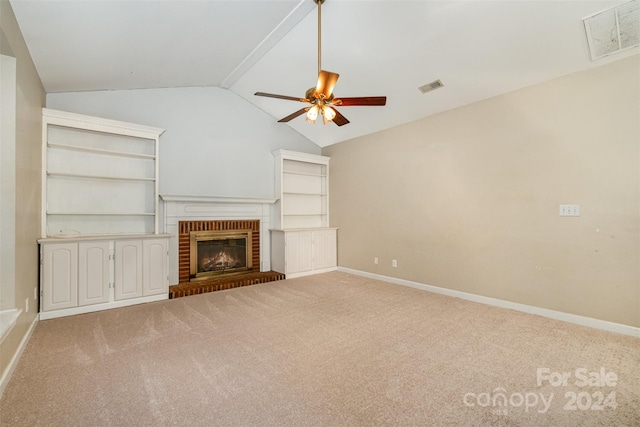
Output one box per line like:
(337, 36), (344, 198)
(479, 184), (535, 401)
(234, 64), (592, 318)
(196, 237), (247, 274)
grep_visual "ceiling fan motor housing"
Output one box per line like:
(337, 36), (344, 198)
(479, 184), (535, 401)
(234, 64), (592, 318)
(306, 87), (334, 103)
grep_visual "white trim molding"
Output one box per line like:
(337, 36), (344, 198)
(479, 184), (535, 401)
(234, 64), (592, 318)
(0, 313), (38, 397)
(160, 195), (277, 205)
(39, 294), (167, 320)
(42, 108), (165, 139)
(0, 309), (21, 345)
(338, 267), (640, 338)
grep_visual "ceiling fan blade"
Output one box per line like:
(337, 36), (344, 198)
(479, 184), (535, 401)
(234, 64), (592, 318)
(278, 108), (309, 123)
(333, 96), (387, 106)
(329, 107), (350, 127)
(315, 70), (340, 99)
(255, 92), (308, 103)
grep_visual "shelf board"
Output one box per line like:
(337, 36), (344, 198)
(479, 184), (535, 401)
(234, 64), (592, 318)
(48, 142), (156, 159)
(283, 214), (328, 217)
(283, 170), (326, 178)
(283, 192), (326, 196)
(47, 212), (155, 216)
(47, 172), (155, 182)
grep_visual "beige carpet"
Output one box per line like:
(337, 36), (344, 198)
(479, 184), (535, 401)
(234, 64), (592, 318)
(1, 271), (638, 426)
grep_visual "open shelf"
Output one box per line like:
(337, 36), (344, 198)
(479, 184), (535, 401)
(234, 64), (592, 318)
(47, 142), (156, 159)
(47, 172), (156, 182)
(42, 108), (164, 237)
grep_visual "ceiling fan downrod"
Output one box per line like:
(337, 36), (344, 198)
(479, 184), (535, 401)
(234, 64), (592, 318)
(314, 0), (325, 75)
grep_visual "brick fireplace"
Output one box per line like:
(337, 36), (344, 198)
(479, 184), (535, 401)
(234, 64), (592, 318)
(178, 220), (260, 283)
(160, 195), (281, 296)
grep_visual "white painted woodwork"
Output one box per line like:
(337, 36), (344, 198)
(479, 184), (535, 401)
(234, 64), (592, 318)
(143, 238), (168, 296)
(41, 108), (164, 237)
(0, 55), (17, 312)
(39, 235), (170, 318)
(312, 228), (338, 271)
(78, 241), (110, 306)
(286, 231), (313, 274)
(159, 194), (277, 284)
(42, 243), (78, 311)
(271, 150), (337, 278)
(273, 149), (330, 230)
(270, 228), (338, 278)
(114, 240), (143, 301)
(269, 231), (286, 274)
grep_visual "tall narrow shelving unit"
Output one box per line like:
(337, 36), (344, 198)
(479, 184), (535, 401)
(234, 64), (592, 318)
(39, 109), (170, 319)
(271, 150), (337, 278)
(274, 150), (330, 229)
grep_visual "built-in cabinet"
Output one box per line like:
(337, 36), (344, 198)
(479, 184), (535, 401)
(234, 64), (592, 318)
(271, 150), (337, 278)
(39, 236), (169, 319)
(39, 109), (169, 319)
(271, 228), (337, 278)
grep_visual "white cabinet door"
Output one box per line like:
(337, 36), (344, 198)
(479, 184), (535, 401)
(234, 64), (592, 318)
(78, 241), (111, 306)
(115, 240), (143, 300)
(286, 231), (313, 274)
(312, 229), (337, 270)
(42, 243), (78, 311)
(143, 238), (168, 296)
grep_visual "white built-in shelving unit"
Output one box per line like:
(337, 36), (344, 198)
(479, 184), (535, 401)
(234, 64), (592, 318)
(271, 149), (337, 278)
(39, 109), (170, 319)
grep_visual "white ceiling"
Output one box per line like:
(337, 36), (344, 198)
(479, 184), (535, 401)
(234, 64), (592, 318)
(10, 0), (639, 147)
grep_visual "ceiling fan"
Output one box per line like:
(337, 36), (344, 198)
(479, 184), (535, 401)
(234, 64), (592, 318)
(254, 0), (386, 126)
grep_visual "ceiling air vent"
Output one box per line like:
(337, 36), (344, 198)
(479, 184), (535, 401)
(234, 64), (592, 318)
(418, 79), (444, 94)
(583, 0), (639, 60)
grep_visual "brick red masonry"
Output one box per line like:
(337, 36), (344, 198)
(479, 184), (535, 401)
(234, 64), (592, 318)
(169, 271), (285, 299)
(178, 220), (260, 284)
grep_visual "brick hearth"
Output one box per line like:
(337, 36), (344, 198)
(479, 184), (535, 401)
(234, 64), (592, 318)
(173, 219), (283, 298)
(169, 271), (285, 299)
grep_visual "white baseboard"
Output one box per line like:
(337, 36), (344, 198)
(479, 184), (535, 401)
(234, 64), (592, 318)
(0, 313), (38, 398)
(338, 267), (640, 338)
(286, 266), (338, 279)
(39, 293), (168, 320)
(0, 309), (22, 345)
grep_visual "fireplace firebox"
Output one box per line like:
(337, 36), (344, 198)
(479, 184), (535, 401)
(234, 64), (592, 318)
(190, 230), (253, 280)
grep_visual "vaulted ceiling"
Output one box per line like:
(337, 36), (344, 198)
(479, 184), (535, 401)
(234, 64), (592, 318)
(10, 0), (638, 147)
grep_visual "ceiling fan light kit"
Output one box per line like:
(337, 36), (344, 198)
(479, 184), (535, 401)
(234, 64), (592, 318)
(254, 0), (386, 126)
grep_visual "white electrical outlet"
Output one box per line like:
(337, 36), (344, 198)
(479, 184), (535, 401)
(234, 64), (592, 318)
(392, 259), (398, 268)
(374, 257), (379, 265)
(25, 298), (29, 313)
(559, 204), (580, 217)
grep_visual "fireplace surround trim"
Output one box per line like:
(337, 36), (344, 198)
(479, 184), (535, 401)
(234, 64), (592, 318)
(160, 195), (276, 285)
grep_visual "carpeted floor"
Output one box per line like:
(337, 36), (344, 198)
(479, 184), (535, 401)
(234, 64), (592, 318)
(0, 271), (638, 426)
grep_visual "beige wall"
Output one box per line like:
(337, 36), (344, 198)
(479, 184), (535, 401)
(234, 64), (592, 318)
(323, 55), (640, 328)
(0, 0), (45, 380)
